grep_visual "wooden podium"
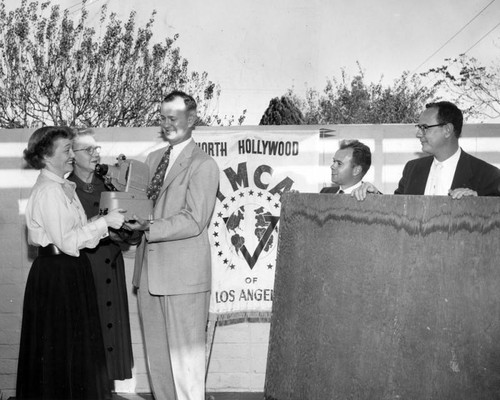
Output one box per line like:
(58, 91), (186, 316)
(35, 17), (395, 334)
(265, 193), (500, 400)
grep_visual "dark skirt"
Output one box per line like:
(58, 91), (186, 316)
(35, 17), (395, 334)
(16, 253), (111, 400)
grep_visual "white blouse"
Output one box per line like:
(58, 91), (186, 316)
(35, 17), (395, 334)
(25, 169), (109, 257)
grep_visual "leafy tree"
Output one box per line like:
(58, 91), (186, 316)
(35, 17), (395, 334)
(259, 95), (305, 125)
(0, 0), (245, 128)
(422, 54), (500, 120)
(274, 65), (435, 125)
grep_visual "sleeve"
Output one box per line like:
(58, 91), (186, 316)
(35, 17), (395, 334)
(477, 164), (500, 196)
(394, 162), (410, 195)
(148, 157), (219, 243)
(30, 185), (109, 256)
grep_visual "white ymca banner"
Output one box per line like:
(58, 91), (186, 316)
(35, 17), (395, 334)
(193, 129), (321, 322)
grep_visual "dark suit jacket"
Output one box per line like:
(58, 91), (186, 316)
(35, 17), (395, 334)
(320, 185), (341, 194)
(395, 149), (500, 196)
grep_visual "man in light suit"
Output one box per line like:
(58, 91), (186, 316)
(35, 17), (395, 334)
(320, 139), (371, 194)
(127, 91), (219, 400)
(352, 101), (500, 200)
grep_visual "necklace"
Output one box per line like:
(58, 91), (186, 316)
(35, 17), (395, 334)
(83, 183), (95, 193)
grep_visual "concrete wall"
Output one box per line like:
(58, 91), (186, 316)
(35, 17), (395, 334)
(1, 124), (500, 398)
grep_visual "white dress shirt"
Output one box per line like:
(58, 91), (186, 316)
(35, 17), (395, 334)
(424, 148), (461, 195)
(341, 180), (363, 194)
(25, 169), (109, 256)
(164, 138), (193, 179)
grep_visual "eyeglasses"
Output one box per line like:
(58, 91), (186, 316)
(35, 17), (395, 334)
(415, 123), (447, 133)
(73, 146), (101, 155)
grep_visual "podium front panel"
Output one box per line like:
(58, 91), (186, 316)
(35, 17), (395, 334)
(265, 193), (500, 400)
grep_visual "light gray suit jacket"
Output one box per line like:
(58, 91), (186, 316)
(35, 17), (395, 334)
(132, 139), (219, 295)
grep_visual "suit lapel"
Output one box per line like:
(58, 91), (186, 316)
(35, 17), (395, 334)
(451, 150), (472, 190)
(412, 157), (433, 194)
(157, 140), (195, 200)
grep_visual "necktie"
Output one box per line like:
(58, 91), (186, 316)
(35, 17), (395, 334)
(338, 189), (344, 194)
(147, 146), (173, 202)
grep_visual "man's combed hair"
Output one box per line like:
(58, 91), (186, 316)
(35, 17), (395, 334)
(339, 139), (371, 174)
(163, 90), (197, 112)
(426, 101), (463, 138)
(24, 126), (74, 169)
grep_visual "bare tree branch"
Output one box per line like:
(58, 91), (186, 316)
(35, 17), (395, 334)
(0, 0), (245, 128)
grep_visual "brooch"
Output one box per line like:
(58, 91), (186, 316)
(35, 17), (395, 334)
(83, 183), (95, 193)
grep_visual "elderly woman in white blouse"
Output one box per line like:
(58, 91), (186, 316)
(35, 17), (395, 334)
(16, 126), (125, 400)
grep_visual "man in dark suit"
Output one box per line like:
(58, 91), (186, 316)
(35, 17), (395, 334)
(320, 139), (371, 194)
(352, 101), (500, 200)
(126, 91), (219, 400)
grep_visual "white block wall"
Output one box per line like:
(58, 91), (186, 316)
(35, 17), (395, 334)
(2, 124), (500, 398)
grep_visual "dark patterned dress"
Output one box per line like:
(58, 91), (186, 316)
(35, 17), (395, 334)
(68, 173), (133, 381)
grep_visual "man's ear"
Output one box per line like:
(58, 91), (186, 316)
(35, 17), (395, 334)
(187, 110), (197, 128)
(444, 123), (454, 139)
(353, 165), (362, 177)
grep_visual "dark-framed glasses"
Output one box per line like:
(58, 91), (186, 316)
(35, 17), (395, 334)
(73, 146), (101, 155)
(415, 123), (447, 134)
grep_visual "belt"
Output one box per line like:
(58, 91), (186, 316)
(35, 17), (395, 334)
(38, 244), (64, 256)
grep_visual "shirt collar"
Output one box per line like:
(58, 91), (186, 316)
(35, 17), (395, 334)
(434, 147), (461, 167)
(169, 138), (193, 159)
(41, 168), (66, 183)
(41, 168), (76, 200)
(341, 180), (363, 194)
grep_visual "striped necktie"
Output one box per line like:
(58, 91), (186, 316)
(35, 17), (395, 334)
(146, 146), (173, 202)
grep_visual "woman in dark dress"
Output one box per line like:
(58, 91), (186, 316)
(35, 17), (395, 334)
(17, 126), (125, 399)
(68, 128), (134, 387)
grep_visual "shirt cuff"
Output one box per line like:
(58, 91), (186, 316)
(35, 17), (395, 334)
(92, 217), (109, 238)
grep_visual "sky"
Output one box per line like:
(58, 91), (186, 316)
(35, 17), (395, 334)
(5, 0), (500, 124)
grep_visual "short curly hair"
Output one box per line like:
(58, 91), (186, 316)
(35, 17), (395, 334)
(163, 90), (197, 112)
(23, 126), (75, 169)
(72, 127), (95, 137)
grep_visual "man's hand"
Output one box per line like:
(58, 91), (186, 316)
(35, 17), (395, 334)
(124, 214), (150, 231)
(351, 182), (381, 201)
(109, 226), (143, 245)
(448, 188), (478, 199)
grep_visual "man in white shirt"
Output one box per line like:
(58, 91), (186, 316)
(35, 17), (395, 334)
(352, 101), (500, 200)
(321, 139), (372, 194)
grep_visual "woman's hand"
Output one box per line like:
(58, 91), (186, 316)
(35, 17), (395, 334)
(103, 209), (126, 229)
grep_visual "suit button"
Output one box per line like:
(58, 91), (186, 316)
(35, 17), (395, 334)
(107, 323), (113, 329)
(106, 278), (111, 284)
(105, 258), (111, 264)
(106, 301), (112, 306)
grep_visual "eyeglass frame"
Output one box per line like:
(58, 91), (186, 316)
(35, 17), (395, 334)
(73, 146), (102, 155)
(414, 123), (447, 134)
